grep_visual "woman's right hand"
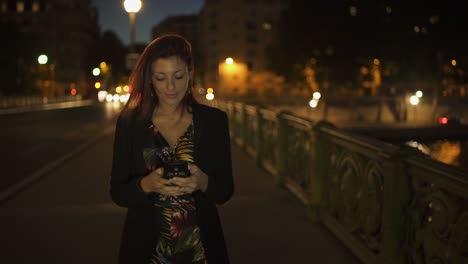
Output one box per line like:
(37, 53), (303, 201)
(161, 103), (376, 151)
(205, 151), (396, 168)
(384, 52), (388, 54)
(140, 168), (184, 196)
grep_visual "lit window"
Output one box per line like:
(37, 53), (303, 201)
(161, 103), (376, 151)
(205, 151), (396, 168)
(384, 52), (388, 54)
(349, 6), (357, 16)
(429, 15), (439, 24)
(262, 22), (272, 30)
(17, 1), (24, 13)
(1, 2), (7, 13)
(385, 6), (392, 14)
(32, 1), (39, 12)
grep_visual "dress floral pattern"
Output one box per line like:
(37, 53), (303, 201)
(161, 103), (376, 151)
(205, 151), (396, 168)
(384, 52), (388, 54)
(143, 121), (207, 264)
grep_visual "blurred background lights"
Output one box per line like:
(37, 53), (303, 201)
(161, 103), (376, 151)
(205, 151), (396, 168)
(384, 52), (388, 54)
(92, 68), (100, 76)
(97, 91), (108, 102)
(113, 94), (120, 102)
(451, 59), (457, 67)
(123, 0), (142, 13)
(225, 57), (234, 65)
(94, 82), (101, 89)
(106, 94), (113, 102)
(409, 95), (419, 105)
(309, 99), (318, 108)
(123, 85), (130, 92)
(312, 92), (321, 100)
(416, 90), (423, 98)
(119, 94), (129, 103)
(37, 54), (48, 64)
(207, 88), (214, 94)
(115, 86), (122, 93)
(206, 93), (215, 100)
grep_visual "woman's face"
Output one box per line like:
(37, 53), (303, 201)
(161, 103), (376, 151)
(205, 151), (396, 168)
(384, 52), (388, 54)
(151, 56), (191, 108)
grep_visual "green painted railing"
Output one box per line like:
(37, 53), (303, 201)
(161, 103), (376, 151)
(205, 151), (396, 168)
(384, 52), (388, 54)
(211, 100), (468, 264)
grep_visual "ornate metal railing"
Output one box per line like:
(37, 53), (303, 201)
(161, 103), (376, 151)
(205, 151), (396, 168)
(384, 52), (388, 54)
(210, 99), (468, 264)
(0, 95), (82, 109)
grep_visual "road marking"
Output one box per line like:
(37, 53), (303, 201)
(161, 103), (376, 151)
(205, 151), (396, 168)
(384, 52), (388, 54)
(0, 125), (115, 204)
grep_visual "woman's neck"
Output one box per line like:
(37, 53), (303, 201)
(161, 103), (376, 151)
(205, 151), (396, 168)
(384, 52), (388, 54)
(154, 104), (184, 118)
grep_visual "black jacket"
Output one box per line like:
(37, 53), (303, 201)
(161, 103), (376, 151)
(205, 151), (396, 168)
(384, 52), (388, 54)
(110, 103), (234, 263)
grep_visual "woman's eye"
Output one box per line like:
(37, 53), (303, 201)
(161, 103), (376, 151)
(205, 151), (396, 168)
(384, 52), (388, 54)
(175, 76), (184, 80)
(155, 77), (164, 81)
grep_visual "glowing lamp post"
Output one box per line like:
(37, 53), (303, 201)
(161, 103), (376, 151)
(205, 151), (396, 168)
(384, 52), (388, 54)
(38, 54), (48, 65)
(218, 57), (247, 96)
(37, 54), (49, 96)
(123, 0), (142, 53)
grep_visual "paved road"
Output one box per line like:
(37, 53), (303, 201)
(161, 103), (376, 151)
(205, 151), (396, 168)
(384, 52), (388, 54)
(0, 102), (121, 195)
(0, 119), (360, 263)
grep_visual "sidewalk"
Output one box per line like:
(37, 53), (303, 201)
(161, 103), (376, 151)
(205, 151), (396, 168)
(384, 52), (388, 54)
(222, 145), (360, 263)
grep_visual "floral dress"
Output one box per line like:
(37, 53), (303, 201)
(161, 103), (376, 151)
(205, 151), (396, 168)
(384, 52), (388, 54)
(143, 121), (207, 264)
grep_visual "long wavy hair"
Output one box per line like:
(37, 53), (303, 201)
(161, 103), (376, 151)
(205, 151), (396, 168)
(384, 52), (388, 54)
(121, 34), (197, 122)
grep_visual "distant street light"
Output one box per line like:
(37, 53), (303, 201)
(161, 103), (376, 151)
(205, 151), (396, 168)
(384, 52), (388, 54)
(124, 0), (142, 53)
(92, 67), (101, 76)
(206, 93), (215, 101)
(409, 95), (419, 106)
(415, 90), (423, 98)
(225, 57), (234, 65)
(309, 99), (318, 108)
(38, 54), (48, 64)
(312, 91), (321, 100)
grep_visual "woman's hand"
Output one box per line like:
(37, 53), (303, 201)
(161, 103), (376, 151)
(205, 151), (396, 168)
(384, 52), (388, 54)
(171, 164), (208, 194)
(140, 168), (184, 196)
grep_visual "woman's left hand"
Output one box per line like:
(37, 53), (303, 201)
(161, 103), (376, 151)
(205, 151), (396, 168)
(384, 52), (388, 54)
(170, 164), (208, 194)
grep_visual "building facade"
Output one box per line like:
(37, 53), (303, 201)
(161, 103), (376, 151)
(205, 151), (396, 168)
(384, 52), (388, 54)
(1, 0), (99, 97)
(197, 0), (287, 97)
(151, 15), (198, 45)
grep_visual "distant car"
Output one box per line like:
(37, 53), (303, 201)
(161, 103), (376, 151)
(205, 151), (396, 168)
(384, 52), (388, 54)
(437, 113), (463, 125)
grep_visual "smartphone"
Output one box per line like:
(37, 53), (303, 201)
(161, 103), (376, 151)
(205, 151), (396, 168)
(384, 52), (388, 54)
(163, 161), (189, 179)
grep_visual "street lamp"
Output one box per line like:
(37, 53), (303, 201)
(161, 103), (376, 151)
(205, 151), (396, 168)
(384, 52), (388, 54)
(124, 0), (142, 53)
(38, 54), (48, 65)
(37, 54), (49, 97)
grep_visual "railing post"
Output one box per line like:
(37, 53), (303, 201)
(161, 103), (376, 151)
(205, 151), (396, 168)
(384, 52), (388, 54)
(276, 111), (290, 186)
(311, 121), (335, 221)
(256, 107), (263, 168)
(378, 146), (414, 264)
(242, 104), (248, 152)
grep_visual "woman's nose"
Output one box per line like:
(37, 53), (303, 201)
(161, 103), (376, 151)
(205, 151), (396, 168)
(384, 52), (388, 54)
(166, 78), (176, 90)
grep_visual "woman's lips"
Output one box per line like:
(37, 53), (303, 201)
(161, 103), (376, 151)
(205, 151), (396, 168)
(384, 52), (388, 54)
(166, 93), (177, 98)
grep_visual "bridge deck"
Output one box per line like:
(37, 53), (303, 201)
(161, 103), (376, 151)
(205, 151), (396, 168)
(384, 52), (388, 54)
(223, 144), (360, 263)
(0, 131), (360, 263)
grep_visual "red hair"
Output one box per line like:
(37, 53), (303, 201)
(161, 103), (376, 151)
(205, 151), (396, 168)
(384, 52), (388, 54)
(121, 34), (197, 121)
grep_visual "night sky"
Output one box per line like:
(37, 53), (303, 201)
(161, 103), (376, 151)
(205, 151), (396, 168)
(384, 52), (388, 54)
(90, 0), (205, 45)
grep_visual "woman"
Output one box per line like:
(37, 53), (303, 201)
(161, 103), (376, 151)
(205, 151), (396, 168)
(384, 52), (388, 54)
(110, 34), (234, 264)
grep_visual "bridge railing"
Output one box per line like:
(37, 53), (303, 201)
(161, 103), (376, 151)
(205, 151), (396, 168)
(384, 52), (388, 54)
(0, 95), (82, 109)
(212, 99), (468, 264)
